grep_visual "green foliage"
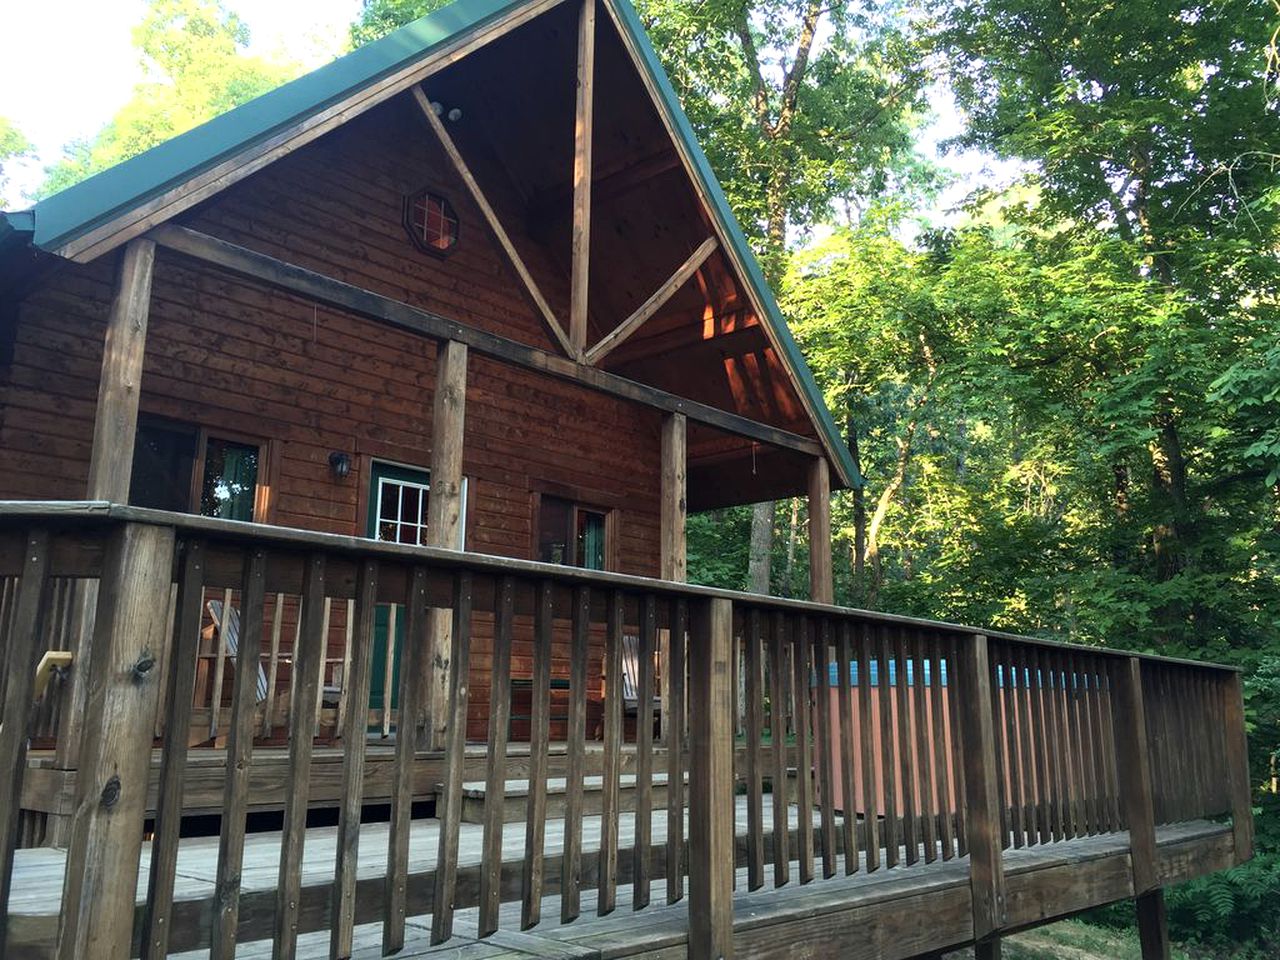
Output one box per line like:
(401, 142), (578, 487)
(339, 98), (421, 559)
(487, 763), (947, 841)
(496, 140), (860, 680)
(0, 117), (33, 197)
(349, 0), (454, 48)
(39, 0), (300, 197)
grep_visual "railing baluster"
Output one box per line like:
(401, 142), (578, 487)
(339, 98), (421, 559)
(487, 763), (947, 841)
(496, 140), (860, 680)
(947, 635), (968, 858)
(330, 559), (379, 959)
(209, 586), (233, 740)
(273, 554), (327, 960)
(634, 593), (655, 909)
(814, 619), (837, 878)
(0, 530), (50, 932)
(385, 567), (429, 952)
(858, 626), (880, 870)
(1004, 647), (1025, 848)
(769, 610), (791, 887)
(1028, 647), (1051, 845)
(521, 580), (554, 929)
(432, 570), (474, 944)
(262, 592), (284, 738)
(599, 589), (624, 916)
(560, 584), (589, 923)
(930, 640), (954, 860)
(666, 597), (687, 904)
(793, 616), (815, 882)
(212, 548), (266, 959)
(140, 538), (203, 960)
(1093, 657), (1116, 831)
(913, 632), (938, 863)
(894, 628), (918, 865)
(745, 608), (766, 890)
(1046, 651), (1068, 842)
(878, 625), (900, 868)
(479, 575), (515, 938)
(836, 622), (859, 874)
(381, 602), (396, 738)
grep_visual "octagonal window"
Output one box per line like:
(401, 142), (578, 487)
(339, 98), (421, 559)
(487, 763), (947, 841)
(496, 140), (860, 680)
(403, 189), (459, 256)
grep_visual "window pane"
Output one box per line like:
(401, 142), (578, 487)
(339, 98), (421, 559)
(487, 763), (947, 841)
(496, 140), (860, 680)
(200, 438), (259, 522)
(537, 496), (572, 565)
(129, 418), (197, 512)
(380, 482), (399, 525)
(576, 510), (606, 570)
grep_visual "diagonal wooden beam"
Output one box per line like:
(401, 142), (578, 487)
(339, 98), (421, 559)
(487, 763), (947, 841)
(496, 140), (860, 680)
(584, 236), (717, 365)
(410, 85), (577, 360)
(569, 0), (597, 353)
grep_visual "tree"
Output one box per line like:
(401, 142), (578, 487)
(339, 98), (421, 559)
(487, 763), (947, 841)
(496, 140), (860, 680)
(0, 117), (33, 202)
(40, 0), (300, 196)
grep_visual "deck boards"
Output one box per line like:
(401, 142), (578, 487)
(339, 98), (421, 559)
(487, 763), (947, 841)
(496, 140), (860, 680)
(7, 805), (1231, 959)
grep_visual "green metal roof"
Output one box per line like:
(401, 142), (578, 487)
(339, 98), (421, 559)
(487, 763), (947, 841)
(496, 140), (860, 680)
(19, 0), (859, 488)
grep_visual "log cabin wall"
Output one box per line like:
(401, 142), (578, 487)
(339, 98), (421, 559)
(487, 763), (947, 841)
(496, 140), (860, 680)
(0, 97), (664, 737)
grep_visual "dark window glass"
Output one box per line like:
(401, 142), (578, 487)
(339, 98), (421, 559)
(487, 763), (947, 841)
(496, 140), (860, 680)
(200, 438), (259, 522)
(129, 418), (197, 512)
(538, 495), (607, 570)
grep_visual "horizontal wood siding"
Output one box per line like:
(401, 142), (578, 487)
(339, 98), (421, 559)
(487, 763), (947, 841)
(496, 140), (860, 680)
(0, 98), (662, 737)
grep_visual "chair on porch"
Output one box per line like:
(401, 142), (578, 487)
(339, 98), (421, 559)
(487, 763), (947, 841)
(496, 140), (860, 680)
(621, 633), (661, 727)
(204, 599), (270, 703)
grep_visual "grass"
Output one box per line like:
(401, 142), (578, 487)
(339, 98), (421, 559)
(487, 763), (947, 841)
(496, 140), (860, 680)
(971, 920), (1191, 960)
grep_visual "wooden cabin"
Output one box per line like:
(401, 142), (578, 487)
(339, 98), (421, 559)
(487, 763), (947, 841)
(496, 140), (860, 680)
(0, 1), (1252, 958)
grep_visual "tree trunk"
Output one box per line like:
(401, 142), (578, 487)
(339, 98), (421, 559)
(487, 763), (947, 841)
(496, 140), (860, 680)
(783, 498), (801, 596)
(747, 501), (774, 595)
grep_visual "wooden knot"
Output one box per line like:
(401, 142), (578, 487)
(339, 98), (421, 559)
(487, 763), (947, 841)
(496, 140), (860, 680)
(132, 653), (156, 681)
(100, 775), (121, 809)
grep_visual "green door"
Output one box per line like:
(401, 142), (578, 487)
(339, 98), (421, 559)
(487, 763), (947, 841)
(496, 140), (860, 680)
(366, 461), (432, 715)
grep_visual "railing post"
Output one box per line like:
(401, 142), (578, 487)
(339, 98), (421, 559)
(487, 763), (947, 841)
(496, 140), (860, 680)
(57, 520), (176, 960)
(1110, 656), (1170, 960)
(1222, 671), (1254, 864)
(689, 596), (735, 960)
(957, 634), (1006, 950)
(1111, 657), (1158, 894)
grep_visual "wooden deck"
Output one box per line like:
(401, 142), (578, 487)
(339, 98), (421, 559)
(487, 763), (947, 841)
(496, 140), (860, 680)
(7, 798), (1234, 959)
(0, 506), (1252, 959)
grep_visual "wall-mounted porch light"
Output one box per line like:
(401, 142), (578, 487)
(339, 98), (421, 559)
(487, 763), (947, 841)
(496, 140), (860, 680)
(328, 451), (352, 479)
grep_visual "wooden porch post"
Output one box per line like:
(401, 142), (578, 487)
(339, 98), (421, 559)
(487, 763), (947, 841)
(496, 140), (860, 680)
(569, 0), (596, 355)
(424, 338), (468, 749)
(1111, 656), (1169, 958)
(958, 633), (1007, 953)
(1223, 671), (1254, 864)
(53, 238), (158, 838)
(57, 521), (175, 960)
(688, 596), (735, 960)
(1137, 890), (1172, 960)
(659, 412), (686, 743)
(808, 457), (833, 604)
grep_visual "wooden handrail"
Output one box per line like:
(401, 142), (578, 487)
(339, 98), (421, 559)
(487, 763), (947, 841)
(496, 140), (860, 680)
(0, 506), (1252, 960)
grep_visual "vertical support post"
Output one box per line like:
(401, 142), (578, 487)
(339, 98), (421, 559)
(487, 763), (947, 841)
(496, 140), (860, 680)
(55, 238), (158, 798)
(1136, 889), (1171, 960)
(57, 521), (176, 960)
(660, 412), (686, 743)
(425, 338), (467, 749)
(1222, 671), (1254, 864)
(808, 457), (833, 605)
(569, 0), (596, 355)
(1112, 657), (1158, 895)
(689, 597), (735, 960)
(957, 634), (1006, 947)
(87, 237), (157, 501)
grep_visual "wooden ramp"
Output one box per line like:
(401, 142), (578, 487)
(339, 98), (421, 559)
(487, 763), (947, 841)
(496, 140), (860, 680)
(6, 799), (1233, 959)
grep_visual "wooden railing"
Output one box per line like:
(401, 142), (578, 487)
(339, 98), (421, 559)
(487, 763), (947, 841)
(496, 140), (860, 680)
(0, 503), (1252, 959)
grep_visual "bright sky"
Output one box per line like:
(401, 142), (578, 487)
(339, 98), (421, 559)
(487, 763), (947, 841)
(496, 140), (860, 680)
(0, 0), (362, 206)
